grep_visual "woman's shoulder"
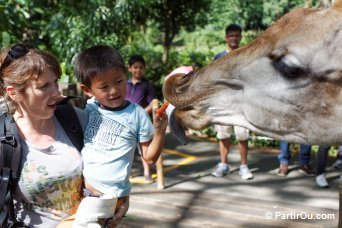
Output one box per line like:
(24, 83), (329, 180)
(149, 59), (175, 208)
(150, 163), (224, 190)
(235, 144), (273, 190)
(73, 106), (88, 129)
(55, 104), (88, 131)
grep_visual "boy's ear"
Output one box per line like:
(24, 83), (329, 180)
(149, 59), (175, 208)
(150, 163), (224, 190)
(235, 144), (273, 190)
(80, 84), (94, 97)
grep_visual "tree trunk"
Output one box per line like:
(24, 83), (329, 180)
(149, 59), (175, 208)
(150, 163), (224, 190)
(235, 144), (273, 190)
(162, 45), (170, 64)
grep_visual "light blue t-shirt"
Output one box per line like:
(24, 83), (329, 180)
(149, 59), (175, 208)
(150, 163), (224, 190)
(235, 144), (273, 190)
(82, 97), (154, 197)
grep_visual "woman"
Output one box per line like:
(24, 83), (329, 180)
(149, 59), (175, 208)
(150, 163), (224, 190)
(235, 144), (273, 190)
(0, 44), (87, 227)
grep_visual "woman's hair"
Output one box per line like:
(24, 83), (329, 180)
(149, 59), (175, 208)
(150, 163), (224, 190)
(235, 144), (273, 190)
(0, 44), (61, 113)
(75, 45), (128, 87)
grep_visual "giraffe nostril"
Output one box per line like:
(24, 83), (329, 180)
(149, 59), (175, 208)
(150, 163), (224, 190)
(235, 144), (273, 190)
(173, 72), (194, 94)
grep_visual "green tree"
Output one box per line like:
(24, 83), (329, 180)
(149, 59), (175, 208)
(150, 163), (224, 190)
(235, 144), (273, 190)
(209, 0), (320, 32)
(146, 0), (211, 64)
(0, 0), (155, 82)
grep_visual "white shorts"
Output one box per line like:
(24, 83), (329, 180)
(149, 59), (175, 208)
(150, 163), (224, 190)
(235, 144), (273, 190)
(215, 125), (249, 141)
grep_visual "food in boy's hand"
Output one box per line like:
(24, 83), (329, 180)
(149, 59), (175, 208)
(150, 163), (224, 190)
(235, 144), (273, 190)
(156, 101), (169, 117)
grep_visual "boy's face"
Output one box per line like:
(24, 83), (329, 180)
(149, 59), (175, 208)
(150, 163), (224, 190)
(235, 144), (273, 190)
(81, 68), (127, 108)
(225, 30), (242, 50)
(128, 61), (145, 80)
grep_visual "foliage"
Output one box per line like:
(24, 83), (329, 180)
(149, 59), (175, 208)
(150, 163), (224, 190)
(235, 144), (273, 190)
(0, 0), (150, 81)
(248, 136), (280, 148)
(208, 0), (321, 31)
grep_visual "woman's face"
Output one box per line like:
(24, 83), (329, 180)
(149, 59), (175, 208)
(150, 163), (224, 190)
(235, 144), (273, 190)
(18, 68), (61, 119)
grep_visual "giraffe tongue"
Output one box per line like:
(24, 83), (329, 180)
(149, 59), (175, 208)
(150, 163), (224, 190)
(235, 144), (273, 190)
(168, 108), (188, 145)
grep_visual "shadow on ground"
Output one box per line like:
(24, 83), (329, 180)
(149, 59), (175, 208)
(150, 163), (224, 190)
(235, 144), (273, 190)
(125, 133), (340, 227)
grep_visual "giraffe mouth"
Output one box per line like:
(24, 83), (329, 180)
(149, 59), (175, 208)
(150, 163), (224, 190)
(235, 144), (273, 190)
(167, 108), (188, 145)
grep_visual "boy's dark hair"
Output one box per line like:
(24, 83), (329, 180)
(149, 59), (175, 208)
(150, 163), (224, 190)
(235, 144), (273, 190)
(75, 45), (127, 87)
(128, 54), (146, 67)
(225, 24), (242, 35)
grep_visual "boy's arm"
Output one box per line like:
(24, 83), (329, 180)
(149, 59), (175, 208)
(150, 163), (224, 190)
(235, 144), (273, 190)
(140, 107), (168, 164)
(140, 130), (165, 164)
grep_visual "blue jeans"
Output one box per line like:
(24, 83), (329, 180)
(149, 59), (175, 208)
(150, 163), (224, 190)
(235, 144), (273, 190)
(316, 146), (330, 175)
(278, 141), (311, 165)
(316, 145), (342, 175)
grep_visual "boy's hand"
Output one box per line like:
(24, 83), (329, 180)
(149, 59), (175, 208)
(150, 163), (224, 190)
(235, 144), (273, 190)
(98, 197), (129, 227)
(112, 204), (128, 226)
(152, 99), (168, 134)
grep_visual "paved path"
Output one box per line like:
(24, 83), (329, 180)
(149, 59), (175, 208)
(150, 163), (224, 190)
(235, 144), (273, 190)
(121, 134), (340, 227)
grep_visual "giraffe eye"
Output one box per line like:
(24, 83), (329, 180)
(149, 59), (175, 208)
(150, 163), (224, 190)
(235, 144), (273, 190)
(272, 54), (308, 79)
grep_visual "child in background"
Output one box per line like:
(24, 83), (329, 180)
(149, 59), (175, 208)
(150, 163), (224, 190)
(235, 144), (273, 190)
(75, 45), (168, 226)
(126, 54), (156, 182)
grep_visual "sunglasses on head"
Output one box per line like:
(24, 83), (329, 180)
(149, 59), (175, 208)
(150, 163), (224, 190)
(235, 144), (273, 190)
(0, 44), (32, 72)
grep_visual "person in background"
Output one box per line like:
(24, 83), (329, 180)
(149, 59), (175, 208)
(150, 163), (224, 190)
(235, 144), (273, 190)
(125, 54), (156, 183)
(278, 141), (314, 177)
(75, 45), (168, 226)
(333, 146), (342, 169)
(126, 55), (155, 114)
(315, 146), (342, 188)
(211, 24), (253, 180)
